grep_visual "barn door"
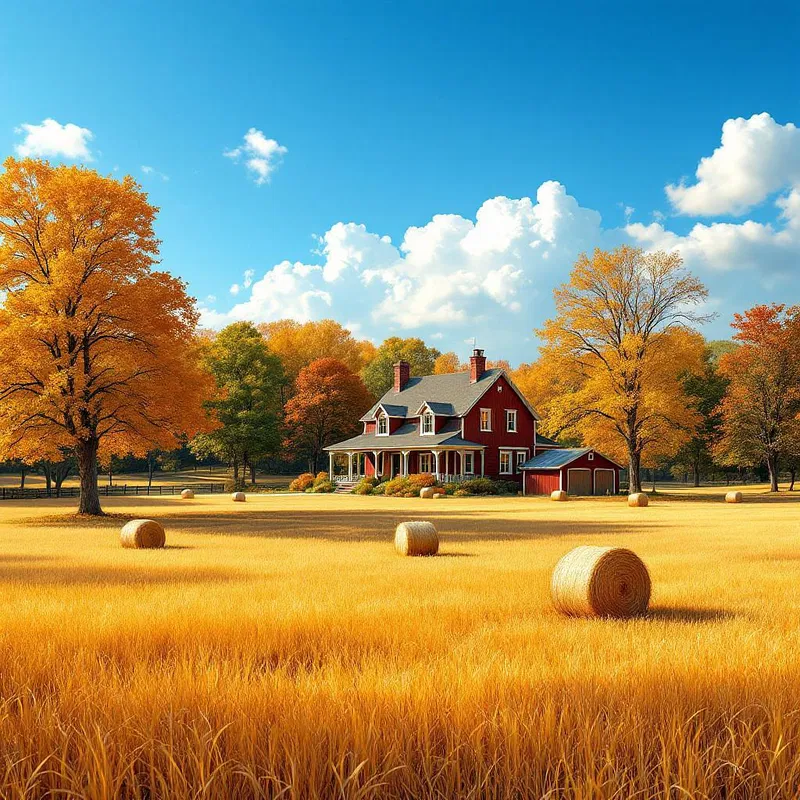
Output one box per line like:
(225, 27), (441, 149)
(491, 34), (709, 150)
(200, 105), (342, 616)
(594, 469), (614, 496)
(567, 469), (592, 496)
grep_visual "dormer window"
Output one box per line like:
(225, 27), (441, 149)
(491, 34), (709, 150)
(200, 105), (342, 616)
(421, 412), (434, 435)
(376, 412), (388, 436)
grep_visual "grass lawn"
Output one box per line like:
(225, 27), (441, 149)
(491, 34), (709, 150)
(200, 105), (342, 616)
(0, 487), (798, 797)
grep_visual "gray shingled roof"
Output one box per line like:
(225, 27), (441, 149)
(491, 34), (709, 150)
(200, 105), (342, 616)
(325, 419), (485, 452)
(361, 369), (505, 421)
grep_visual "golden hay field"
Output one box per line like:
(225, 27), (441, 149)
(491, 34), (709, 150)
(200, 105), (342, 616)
(0, 488), (799, 798)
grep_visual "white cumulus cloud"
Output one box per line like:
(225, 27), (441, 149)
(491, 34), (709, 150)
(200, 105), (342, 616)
(666, 113), (800, 216)
(224, 128), (287, 185)
(15, 118), (93, 160)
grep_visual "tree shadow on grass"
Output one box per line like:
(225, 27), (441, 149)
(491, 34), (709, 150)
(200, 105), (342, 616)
(647, 606), (737, 623)
(141, 509), (662, 545)
(0, 562), (245, 588)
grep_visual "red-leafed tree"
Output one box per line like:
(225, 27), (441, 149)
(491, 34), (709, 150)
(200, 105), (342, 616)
(715, 304), (800, 492)
(284, 358), (373, 472)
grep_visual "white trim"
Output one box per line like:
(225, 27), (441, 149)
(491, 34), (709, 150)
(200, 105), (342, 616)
(515, 450), (528, 472)
(479, 408), (492, 432)
(463, 451), (475, 475)
(376, 412), (389, 436)
(588, 452), (594, 461)
(505, 409), (518, 433)
(567, 468), (592, 496)
(419, 452), (433, 473)
(420, 412), (435, 436)
(499, 449), (513, 475)
(460, 370), (541, 421)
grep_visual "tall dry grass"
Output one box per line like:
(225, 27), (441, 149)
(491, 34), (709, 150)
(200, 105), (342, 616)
(0, 489), (797, 798)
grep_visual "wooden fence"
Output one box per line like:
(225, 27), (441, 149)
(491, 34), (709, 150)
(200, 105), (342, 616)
(0, 482), (228, 501)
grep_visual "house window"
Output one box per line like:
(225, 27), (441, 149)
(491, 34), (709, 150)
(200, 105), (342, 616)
(479, 409), (491, 432)
(463, 452), (474, 474)
(419, 453), (433, 473)
(421, 412), (434, 434)
(377, 414), (388, 435)
(506, 409), (517, 433)
(499, 450), (512, 474)
(588, 452), (594, 461)
(516, 451), (527, 470)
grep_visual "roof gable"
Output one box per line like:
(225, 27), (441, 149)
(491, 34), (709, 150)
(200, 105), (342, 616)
(361, 368), (539, 422)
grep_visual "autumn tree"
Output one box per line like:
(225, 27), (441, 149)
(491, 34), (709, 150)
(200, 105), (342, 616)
(284, 358), (373, 472)
(0, 158), (214, 514)
(191, 322), (285, 486)
(714, 305), (800, 492)
(537, 246), (710, 492)
(361, 337), (440, 397)
(259, 319), (376, 385)
(433, 352), (465, 374)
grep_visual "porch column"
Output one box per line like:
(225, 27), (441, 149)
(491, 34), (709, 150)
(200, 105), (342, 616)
(460, 450), (465, 477)
(347, 452), (354, 481)
(434, 450), (441, 481)
(402, 451), (409, 476)
(329, 452), (334, 479)
(481, 451), (485, 476)
(373, 451), (381, 478)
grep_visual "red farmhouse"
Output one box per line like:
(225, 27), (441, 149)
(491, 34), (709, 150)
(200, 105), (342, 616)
(325, 349), (622, 494)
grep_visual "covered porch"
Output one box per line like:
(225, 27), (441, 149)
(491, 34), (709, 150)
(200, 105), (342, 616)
(328, 447), (486, 484)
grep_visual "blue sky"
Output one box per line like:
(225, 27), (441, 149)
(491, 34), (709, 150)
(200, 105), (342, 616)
(1, 1), (799, 365)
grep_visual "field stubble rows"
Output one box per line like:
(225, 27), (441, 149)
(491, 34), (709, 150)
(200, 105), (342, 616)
(0, 489), (798, 798)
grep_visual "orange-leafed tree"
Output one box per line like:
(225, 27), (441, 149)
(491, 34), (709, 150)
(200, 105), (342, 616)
(433, 352), (465, 374)
(537, 246), (710, 492)
(0, 158), (214, 514)
(714, 304), (800, 492)
(259, 319), (376, 385)
(284, 358), (373, 473)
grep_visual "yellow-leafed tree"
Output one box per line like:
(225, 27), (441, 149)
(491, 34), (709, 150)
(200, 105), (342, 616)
(537, 246), (709, 492)
(0, 158), (214, 514)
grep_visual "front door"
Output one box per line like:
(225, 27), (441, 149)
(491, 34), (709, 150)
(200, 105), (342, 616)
(392, 453), (402, 478)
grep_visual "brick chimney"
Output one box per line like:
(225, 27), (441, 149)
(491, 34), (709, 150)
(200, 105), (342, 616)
(469, 348), (486, 383)
(393, 360), (410, 392)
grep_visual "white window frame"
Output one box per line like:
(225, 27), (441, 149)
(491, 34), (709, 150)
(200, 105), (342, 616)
(421, 412), (435, 435)
(376, 413), (389, 436)
(499, 450), (513, 475)
(515, 450), (527, 470)
(479, 408), (492, 432)
(419, 453), (433, 473)
(463, 452), (475, 474)
(506, 409), (517, 433)
(588, 452), (594, 461)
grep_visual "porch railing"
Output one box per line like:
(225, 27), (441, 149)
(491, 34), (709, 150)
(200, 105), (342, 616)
(332, 472), (477, 484)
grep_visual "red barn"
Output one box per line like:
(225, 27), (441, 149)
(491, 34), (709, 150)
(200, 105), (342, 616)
(520, 447), (623, 496)
(325, 348), (622, 494)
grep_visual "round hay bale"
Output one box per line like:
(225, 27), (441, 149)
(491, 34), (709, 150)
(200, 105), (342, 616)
(120, 519), (166, 550)
(395, 521), (439, 556)
(725, 491), (742, 504)
(551, 545), (651, 618)
(432, 492), (445, 499)
(628, 492), (649, 507)
(180, 489), (195, 499)
(419, 487), (436, 499)
(551, 490), (568, 502)
(232, 492), (246, 502)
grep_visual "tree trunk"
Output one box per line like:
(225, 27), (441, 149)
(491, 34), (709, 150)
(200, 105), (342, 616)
(651, 468), (656, 493)
(767, 454), (779, 492)
(693, 461), (700, 487)
(43, 464), (52, 493)
(628, 450), (642, 493)
(250, 463), (256, 485)
(148, 456), (155, 488)
(77, 438), (102, 515)
(54, 466), (70, 497)
(232, 456), (240, 487)
(790, 468), (796, 492)
(19, 466), (26, 490)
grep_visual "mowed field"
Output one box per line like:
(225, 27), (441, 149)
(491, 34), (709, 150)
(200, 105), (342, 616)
(0, 489), (799, 798)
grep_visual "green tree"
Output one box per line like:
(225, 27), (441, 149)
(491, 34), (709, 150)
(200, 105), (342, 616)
(673, 344), (729, 486)
(191, 322), (285, 486)
(361, 337), (440, 397)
